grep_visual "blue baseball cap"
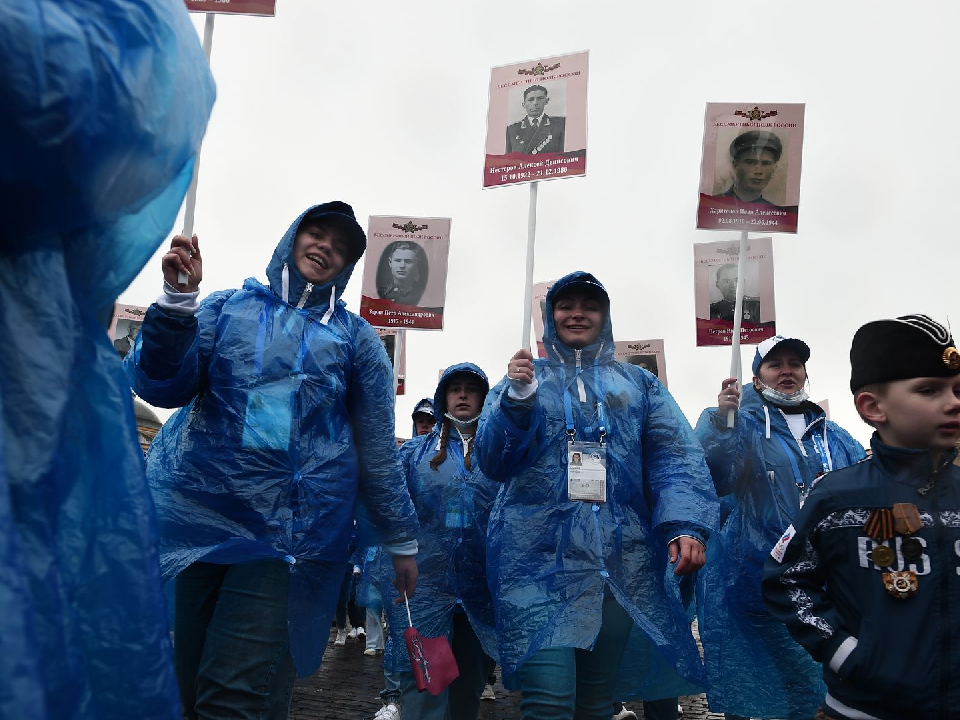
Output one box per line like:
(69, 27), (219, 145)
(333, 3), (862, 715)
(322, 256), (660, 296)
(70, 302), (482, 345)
(752, 335), (810, 375)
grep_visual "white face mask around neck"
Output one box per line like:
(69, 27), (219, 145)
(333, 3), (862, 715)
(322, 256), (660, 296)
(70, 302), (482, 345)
(755, 380), (810, 407)
(444, 411), (480, 429)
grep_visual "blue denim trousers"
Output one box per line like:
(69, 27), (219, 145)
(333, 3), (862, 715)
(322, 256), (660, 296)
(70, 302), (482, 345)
(175, 559), (339, 720)
(517, 595), (634, 720)
(398, 612), (495, 720)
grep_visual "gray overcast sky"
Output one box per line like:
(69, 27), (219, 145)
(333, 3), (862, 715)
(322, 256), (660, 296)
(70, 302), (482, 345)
(121, 1), (960, 445)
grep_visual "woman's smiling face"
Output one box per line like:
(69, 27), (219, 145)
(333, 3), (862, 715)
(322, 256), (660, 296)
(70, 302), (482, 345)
(553, 291), (604, 349)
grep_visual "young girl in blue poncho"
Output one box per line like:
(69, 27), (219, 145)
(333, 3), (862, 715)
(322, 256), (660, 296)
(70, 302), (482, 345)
(380, 364), (499, 720)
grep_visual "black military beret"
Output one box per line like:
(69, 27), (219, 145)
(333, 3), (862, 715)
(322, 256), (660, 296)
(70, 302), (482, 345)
(850, 314), (960, 392)
(730, 130), (783, 161)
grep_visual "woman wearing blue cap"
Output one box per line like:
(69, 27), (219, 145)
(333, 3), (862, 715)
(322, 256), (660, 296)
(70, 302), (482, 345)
(478, 271), (719, 720)
(694, 336), (866, 720)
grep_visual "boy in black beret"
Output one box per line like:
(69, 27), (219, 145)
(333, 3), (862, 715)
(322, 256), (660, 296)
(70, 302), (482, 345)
(762, 314), (960, 720)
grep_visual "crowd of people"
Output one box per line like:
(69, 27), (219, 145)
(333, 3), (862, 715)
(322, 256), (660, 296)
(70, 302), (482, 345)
(6, 4), (960, 720)
(122, 219), (960, 720)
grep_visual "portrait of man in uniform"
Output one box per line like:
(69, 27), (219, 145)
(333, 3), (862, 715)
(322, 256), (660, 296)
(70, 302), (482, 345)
(112, 317), (144, 358)
(505, 84), (566, 155)
(623, 354), (659, 378)
(376, 240), (429, 306)
(710, 263), (761, 323)
(713, 130), (783, 205)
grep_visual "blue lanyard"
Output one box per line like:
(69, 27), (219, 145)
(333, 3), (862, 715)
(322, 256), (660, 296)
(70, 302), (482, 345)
(810, 427), (832, 475)
(775, 434), (808, 495)
(563, 389), (606, 443)
(774, 424), (832, 495)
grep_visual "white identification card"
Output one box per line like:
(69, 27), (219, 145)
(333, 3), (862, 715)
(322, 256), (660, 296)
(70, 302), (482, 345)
(567, 441), (607, 502)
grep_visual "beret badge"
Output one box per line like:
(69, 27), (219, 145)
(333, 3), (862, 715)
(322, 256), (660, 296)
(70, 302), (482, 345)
(943, 347), (960, 370)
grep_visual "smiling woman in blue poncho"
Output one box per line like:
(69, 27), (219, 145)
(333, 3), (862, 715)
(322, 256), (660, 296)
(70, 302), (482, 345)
(125, 202), (420, 720)
(477, 271), (720, 720)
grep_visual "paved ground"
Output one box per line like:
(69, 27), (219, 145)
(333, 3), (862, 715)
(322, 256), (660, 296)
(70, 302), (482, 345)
(290, 629), (722, 719)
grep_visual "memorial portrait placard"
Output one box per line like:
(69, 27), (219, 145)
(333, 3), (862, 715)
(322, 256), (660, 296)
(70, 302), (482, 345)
(185, 0), (277, 16)
(109, 303), (149, 358)
(376, 328), (406, 395)
(483, 51), (589, 188)
(694, 237), (776, 347)
(614, 339), (669, 388)
(360, 216), (451, 331)
(696, 103), (805, 233)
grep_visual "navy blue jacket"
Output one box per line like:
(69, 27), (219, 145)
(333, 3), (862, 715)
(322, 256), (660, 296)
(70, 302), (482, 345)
(763, 436), (960, 720)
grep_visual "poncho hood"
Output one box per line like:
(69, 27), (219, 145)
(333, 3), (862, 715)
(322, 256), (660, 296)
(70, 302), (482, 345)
(433, 362), (490, 420)
(264, 203), (363, 314)
(543, 271), (615, 365)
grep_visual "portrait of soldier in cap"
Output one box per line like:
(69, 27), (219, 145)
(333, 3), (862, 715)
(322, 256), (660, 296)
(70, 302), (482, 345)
(709, 262), (761, 323)
(505, 84), (566, 155)
(714, 130), (783, 205)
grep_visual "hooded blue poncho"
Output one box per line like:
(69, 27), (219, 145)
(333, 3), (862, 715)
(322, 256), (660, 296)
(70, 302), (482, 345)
(0, 2), (214, 717)
(695, 384), (865, 718)
(477, 271), (719, 699)
(125, 205), (420, 676)
(381, 363), (500, 672)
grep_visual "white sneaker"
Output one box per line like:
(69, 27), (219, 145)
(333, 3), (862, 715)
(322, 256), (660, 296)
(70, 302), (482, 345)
(372, 703), (400, 720)
(334, 628), (347, 646)
(348, 627), (358, 639)
(364, 647), (383, 656)
(612, 705), (637, 720)
(356, 626), (366, 638)
(481, 684), (495, 701)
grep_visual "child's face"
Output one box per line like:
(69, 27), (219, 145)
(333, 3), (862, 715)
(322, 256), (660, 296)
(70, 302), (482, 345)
(445, 377), (484, 422)
(293, 222), (349, 285)
(874, 376), (960, 453)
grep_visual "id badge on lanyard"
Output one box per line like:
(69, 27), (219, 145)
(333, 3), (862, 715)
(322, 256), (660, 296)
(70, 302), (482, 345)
(564, 388), (608, 502)
(567, 441), (607, 502)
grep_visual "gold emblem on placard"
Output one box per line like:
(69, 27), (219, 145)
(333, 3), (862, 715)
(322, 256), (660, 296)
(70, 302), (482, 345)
(518, 62), (561, 76)
(942, 346), (960, 370)
(734, 106), (779, 121)
(392, 221), (429, 234)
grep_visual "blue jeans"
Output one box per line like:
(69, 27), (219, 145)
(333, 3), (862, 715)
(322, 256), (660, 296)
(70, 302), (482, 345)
(380, 665), (406, 705)
(175, 559), (338, 720)
(517, 595), (634, 720)
(399, 612), (494, 720)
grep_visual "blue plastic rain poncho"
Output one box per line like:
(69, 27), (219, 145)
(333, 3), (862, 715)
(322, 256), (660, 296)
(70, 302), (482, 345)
(476, 272), (720, 698)
(124, 205), (420, 675)
(694, 384), (865, 718)
(0, 2), (214, 718)
(382, 364), (500, 672)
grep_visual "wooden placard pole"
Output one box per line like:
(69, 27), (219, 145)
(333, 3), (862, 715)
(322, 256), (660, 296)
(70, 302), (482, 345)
(520, 181), (539, 349)
(178, 12), (215, 285)
(726, 230), (748, 428)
